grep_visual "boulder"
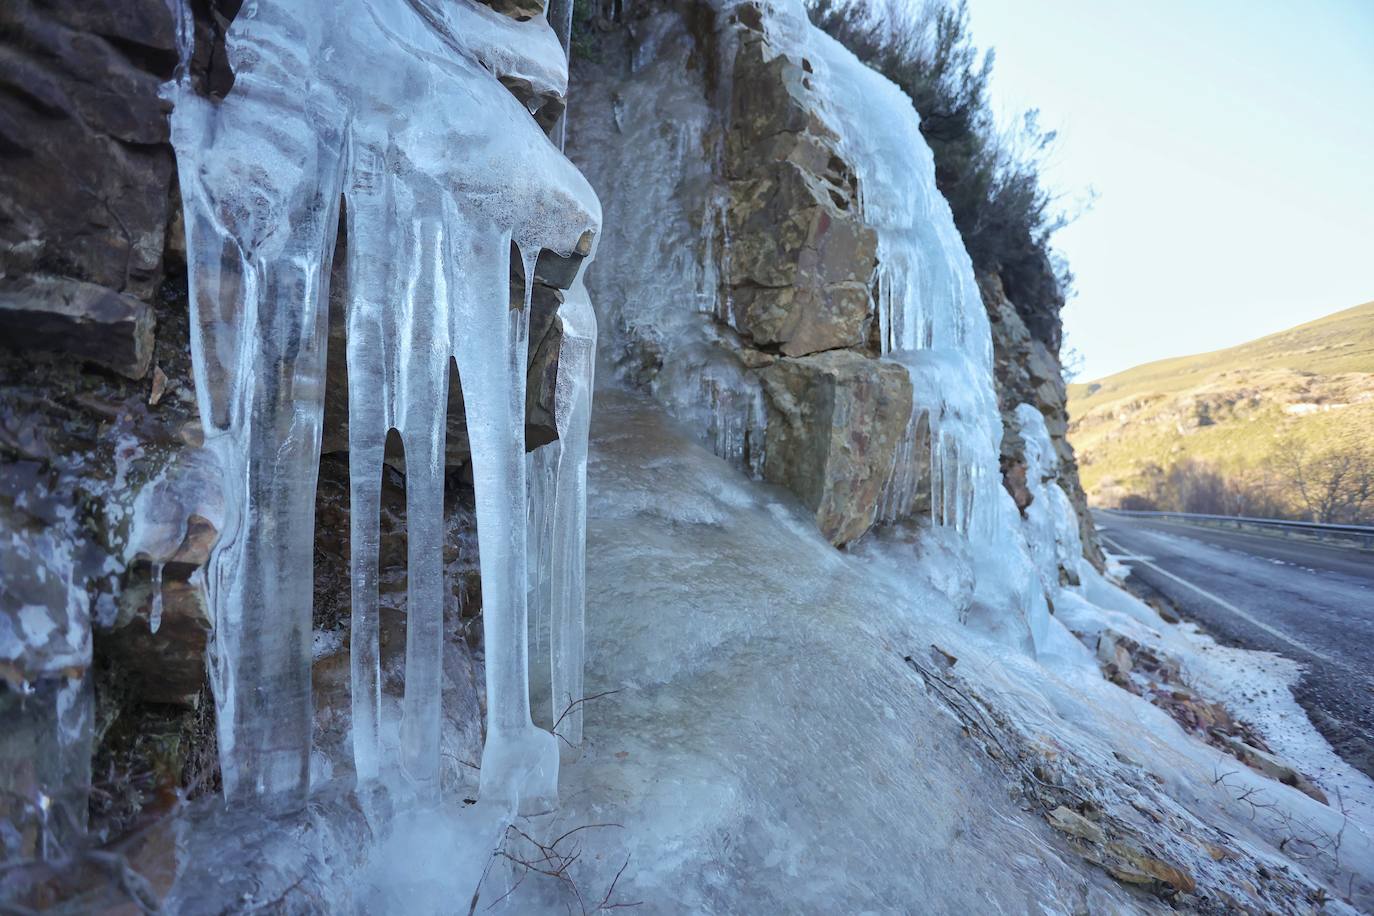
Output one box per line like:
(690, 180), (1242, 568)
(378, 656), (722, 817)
(0, 276), (155, 379)
(759, 350), (913, 545)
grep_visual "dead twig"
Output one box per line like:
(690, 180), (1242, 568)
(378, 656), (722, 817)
(470, 821), (637, 914)
(551, 689), (624, 746)
(596, 856), (641, 910)
(903, 654), (1090, 810)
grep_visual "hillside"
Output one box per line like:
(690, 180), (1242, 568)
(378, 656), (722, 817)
(1068, 300), (1374, 512)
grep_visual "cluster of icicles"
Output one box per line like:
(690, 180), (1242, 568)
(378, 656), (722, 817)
(166, 0), (599, 814)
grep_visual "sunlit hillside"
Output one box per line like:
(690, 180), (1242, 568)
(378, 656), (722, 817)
(1068, 301), (1374, 512)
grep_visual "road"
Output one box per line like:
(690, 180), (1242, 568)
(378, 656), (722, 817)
(1093, 511), (1374, 778)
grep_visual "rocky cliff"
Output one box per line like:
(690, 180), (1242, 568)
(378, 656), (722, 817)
(567, 0), (1096, 567)
(980, 272), (1103, 567)
(4, 0), (1088, 868)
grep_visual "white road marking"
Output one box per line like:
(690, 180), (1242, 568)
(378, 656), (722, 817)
(1098, 532), (1336, 665)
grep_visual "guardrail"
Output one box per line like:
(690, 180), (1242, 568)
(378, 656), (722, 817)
(1102, 509), (1374, 549)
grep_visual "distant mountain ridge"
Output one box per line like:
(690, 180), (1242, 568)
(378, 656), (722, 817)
(1068, 301), (1374, 510)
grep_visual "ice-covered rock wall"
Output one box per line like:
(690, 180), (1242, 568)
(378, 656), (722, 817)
(570, 0), (1056, 651)
(166, 0), (600, 812)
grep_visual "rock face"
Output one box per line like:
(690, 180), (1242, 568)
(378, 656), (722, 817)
(0, 0), (178, 308)
(569, 6), (1078, 553)
(980, 274), (1101, 564)
(570, 2), (908, 545)
(724, 36), (877, 358)
(719, 12), (904, 543)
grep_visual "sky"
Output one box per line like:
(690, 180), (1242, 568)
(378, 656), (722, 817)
(962, 0), (1374, 381)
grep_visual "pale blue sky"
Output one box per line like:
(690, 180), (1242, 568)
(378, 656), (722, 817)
(963, 0), (1374, 381)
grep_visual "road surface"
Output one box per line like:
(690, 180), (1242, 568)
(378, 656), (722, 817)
(1093, 511), (1374, 778)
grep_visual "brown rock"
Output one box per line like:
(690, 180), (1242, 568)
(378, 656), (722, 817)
(104, 575), (212, 707)
(731, 281), (872, 358)
(1047, 805), (1105, 845)
(759, 350), (913, 545)
(1106, 842), (1196, 894)
(1219, 736), (1329, 805)
(1002, 459), (1032, 512)
(0, 276), (155, 379)
(722, 35), (877, 359)
(473, 0), (545, 21)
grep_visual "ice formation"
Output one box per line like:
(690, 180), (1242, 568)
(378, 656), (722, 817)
(166, 0), (599, 812)
(527, 281), (597, 749)
(567, 8), (771, 478)
(574, 0), (1052, 650)
(780, 10), (1092, 652)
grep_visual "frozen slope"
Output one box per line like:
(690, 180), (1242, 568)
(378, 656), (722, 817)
(529, 392), (1148, 913)
(479, 393), (1374, 913)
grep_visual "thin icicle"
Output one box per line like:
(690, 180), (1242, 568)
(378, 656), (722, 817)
(547, 281), (596, 753)
(149, 563), (164, 634)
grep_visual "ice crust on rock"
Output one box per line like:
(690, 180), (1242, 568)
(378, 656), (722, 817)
(568, 8), (772, 480)
(786, 7), (1058, 652)
(166, 0), (599, 813)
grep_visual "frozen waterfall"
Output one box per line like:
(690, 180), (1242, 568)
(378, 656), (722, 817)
(166, 0), (600, 812)
(793, 12), (1052, 650)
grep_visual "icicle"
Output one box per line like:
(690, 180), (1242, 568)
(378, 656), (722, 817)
(149, 562), (164, 634)
(396, 215), (453, 797)
(341, 133), (404, 788)
(451, 224), (559, 814)
(547, 281), (596, 753)
(527, 441), (558, 731)
(167, 0), (600, 815)
(169, 1), (348, 803)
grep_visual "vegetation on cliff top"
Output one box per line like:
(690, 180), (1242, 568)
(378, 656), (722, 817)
(808, 0), (1075, 325)
(1068, 301), (1374, 523)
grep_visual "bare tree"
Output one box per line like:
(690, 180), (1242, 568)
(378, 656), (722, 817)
(1269, 439), (1374, 524)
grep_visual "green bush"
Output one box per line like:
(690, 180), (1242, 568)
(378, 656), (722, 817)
(808, 0), (1075, 331)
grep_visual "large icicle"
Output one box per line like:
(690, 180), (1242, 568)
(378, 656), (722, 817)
(168, 0), (600, 813)
(169, 0), (347, 806)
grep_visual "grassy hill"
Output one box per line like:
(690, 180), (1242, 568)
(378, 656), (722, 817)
(1067, 301), (1374, 513)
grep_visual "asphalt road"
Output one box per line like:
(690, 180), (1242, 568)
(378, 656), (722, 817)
(1093, 511), (1374, 778)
